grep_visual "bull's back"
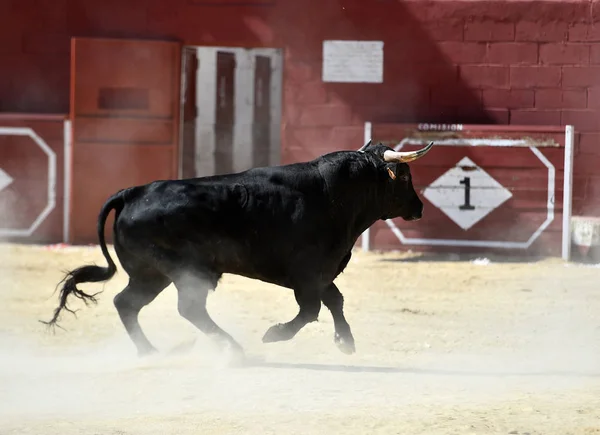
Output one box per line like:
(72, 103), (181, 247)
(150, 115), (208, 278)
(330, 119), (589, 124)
(115, 169), (333, 285)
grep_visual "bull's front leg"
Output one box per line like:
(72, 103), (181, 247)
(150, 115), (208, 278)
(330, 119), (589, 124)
(321, 283), (355, 354)
(262, 287), (321, 343)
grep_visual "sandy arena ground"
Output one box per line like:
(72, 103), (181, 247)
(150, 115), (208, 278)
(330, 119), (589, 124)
(0, 242), (599, 434)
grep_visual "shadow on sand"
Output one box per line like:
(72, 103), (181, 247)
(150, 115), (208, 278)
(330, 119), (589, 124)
(244, 360), (600, 379)
(377, 253), (549, 264)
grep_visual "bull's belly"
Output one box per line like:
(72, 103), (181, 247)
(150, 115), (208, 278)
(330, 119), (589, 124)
(211, 241), (345, 289)
(212, 247), (296, 288)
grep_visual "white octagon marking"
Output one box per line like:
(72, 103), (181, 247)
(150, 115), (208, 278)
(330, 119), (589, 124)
(385, 138), (555, 249)
(0, 168), (14, 192)
(0, 127), (56, 237)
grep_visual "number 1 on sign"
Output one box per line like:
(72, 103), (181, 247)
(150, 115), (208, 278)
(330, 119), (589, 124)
(459, 177), (475, 210)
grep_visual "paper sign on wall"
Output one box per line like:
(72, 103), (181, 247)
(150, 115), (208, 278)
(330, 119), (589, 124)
(322, 40), (384, 83)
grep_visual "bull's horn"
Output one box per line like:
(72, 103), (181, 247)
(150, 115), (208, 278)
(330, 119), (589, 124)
(358, 139), (372, 152)
(383, 141), (434, 163)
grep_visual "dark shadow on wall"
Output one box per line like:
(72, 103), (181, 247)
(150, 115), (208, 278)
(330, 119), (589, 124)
(0, 0), (493, 118)
(0, 0), (584, 124)
(268, 0), (589, 129)
(269, 0), (497, 130)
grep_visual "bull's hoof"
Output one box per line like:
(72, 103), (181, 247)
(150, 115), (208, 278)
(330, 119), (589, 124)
(334, 333), (356, 355)
(262, 323), (295, 343)
(222, 345), (247, 368)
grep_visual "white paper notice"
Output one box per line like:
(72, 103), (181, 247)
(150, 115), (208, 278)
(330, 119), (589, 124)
(322, 40), (384, 83)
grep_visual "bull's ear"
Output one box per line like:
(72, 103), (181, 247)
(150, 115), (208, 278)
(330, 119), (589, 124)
(358, 140), (372, 152)
(386, 167), (396, 180)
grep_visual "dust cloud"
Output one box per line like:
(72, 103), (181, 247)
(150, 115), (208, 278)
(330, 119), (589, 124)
(1, 243), (599, 434)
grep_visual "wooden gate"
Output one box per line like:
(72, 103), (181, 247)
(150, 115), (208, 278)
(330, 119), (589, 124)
(69, 37), (182, 244)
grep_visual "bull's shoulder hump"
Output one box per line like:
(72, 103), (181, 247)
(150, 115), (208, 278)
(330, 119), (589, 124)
(317, 152), (373, 182)
(240, 164), (323, 189)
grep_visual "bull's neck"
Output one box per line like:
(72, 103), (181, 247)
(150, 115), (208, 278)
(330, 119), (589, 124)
(327, 173), (386, 241)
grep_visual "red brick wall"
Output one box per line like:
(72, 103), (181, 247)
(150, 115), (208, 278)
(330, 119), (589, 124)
(0, 0), (599, 215)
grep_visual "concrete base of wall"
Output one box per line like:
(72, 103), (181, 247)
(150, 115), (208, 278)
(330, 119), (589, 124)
(571, 215), (600, 262)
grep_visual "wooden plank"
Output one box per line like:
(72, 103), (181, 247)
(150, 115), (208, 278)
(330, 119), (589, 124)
(371, 123), (567, 148)
(404, 146), (565, 170)
(371, 221), (562, 246)
(0, 113), (66, 122)
(373, 122), (567, 134)
(369, 230), (563, 257)
(73, 117), (173, 144)
(387, 211), (562, 235)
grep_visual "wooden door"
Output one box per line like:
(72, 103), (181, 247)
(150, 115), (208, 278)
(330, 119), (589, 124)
(214, 51), (235, 175)
(69, 37), (182, 244)
(252, 55), (271, 167)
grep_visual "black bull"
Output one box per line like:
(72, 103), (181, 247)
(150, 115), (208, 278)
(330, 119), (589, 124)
(43, 140), (434, 359)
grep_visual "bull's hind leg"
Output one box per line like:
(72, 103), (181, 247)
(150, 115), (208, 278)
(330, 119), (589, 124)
(173, 272), (245, 361)
(262, 287), (321, 343)
(321, 283), (355, 354)
(113, 274), (171, 356)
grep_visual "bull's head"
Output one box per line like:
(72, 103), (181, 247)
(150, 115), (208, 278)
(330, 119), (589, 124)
(360, 140), (434, 222)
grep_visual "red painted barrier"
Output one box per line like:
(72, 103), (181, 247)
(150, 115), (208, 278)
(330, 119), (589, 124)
(0, 114), (69, 244)
(361, 122), (577, 258)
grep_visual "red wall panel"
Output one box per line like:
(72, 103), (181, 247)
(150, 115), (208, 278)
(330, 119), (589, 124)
(69, 37), (182, 244)
(0, 114), (66, 243)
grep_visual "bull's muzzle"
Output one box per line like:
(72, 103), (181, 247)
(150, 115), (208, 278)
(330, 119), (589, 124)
(402, 200), (424, 222)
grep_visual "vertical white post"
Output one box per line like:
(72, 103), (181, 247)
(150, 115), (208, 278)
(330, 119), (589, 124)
(562, 125), (575, 261)
(179, 50), (185, 179)
(232, 48), (253, 173)
(361, 122), (372, 252)
(195, 47), (217, 177)
(63, 119), (72, 244)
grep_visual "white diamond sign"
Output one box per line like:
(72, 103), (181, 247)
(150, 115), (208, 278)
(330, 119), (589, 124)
(0, 168), (13, 193)
(422, 157), (512, 230)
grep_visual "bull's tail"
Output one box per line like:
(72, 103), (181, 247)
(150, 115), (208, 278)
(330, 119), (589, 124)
(41, 191), (125, 329)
